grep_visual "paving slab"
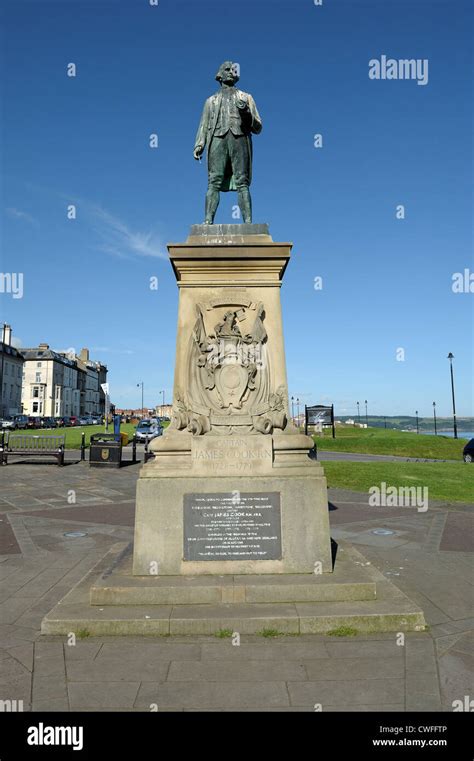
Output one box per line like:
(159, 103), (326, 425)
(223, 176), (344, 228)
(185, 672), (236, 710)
(437, 647), (474, 710)
(32, 697), (69, 711)
(287, 678), (405, 707)
(32, 675), (67, 702)
(5, 643), (34, 672)
(325, 640), (404, 658)
(0, 656), (31, 681)
(167, 659), (307, 682)
(66, 657), (170, 682)
(95, 642), (200, 661)
(200, 641), (329, 660)
(63, 642), (103, 660)
(134, 680), (290, 709)
(303, 656), (402, 680)
(68, 681), (140, 710)
(33, 655), (66, 679)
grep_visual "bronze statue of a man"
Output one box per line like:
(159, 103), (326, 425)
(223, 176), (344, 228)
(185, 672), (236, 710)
(194, 61), (262, 224)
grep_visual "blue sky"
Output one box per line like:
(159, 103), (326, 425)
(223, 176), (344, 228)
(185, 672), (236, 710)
(1, 0), (472, 418)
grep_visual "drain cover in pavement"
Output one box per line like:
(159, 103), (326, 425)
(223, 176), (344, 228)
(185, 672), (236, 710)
(371, 529), (395, 536)
(64, 531), (88, 538)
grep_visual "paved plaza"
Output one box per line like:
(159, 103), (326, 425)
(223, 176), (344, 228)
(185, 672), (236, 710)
(0, 454), (472, 712)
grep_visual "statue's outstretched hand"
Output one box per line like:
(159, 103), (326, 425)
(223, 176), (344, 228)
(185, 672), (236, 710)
(193, 147), (203, 161)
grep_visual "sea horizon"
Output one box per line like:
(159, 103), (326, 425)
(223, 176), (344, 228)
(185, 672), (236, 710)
(420, 430), (473, 440)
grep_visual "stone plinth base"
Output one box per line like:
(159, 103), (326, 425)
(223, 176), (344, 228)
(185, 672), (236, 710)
(132, 470), (332, 576)
(40, 542), (427, 636)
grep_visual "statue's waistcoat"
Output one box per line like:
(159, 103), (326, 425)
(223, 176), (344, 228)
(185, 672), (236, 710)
(212, 89), (245, 138)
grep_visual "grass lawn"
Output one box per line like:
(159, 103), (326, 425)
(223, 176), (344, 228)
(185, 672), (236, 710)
(323, 461), (474, 504)
(316, 425), (467, 460)
(3, 422), (169, 449)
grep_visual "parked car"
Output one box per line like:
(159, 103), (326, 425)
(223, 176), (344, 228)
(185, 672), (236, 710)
(13, 414), (29, 430)
(78, 416), (89, 426)
(0, 417), (16, 430)
(463, 439), (474, 463)
(69, 416), (79, 426)
(40, 417), (57, 429)
(91, 416), (102, 425)
(60, 416), (71, 427)
(26, 416), (42, 429)
(135, 420), (163, 443)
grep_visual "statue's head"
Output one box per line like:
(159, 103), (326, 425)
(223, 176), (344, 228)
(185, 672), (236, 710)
(215, 61), (239, 85)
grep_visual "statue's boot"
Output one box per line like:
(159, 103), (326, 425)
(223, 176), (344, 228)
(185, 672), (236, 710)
(237, 187), (252, 223)
(205, 188), (220, 224)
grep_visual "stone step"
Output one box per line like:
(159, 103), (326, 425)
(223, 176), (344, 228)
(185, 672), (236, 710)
(41, 544), (426, 637)
(91, 578), (376, 606)
(41, 592), (425, 637)
(90, 556), (377, 606)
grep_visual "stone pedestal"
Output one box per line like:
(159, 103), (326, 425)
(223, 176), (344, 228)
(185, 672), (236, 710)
(133, 224), (333, 576)
(40, 224), (427, 637)
(133, 469), (332, 576)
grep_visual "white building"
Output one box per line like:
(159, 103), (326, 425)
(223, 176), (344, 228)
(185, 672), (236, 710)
(0, 324), (24, 417)
(73, 349), (102, 416)
(155, 403), (172, 418)
(21, 344), (80, 418)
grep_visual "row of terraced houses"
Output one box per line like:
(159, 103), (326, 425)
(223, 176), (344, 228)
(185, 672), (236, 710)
(0, 324), (108, 419)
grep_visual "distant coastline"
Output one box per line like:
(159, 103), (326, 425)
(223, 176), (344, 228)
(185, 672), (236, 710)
(420, 430), (473, 440)
(336, 415), (474, 437)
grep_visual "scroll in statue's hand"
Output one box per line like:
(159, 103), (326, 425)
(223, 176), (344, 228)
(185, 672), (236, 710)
(193, 147), (204, 160)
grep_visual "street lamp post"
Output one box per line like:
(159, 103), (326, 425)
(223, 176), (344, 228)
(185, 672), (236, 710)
(137, 382), (144, 418)
(447, 353), (458, 439)
(291, 396), (295, 423)
(356, 401), (360, 425)
(415, 410), (419, 434)
(158, 389), (165, 416)
(432, 401), (437, 435)
(296, 398), (300, 428)
(364, 400), (368, 427)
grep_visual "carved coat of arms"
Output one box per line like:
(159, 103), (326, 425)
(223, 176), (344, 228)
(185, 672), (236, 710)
(172, 299), (287, 436)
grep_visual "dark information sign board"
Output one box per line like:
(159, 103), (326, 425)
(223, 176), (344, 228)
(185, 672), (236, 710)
(183, 492), (281, 561)
(305, 404), (335, 438)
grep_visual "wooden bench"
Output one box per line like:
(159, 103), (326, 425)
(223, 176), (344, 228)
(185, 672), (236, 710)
(1, 433), (66, 465)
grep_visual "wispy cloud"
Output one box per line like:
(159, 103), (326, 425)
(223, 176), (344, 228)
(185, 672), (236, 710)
(88, 204), (166, 260)
(10, 183), (166, 260)
(6, 207), (38, 226)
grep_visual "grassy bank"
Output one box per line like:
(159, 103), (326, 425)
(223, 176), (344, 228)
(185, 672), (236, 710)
(316, 426), (467, 460)
(323, 461), (473, 504)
